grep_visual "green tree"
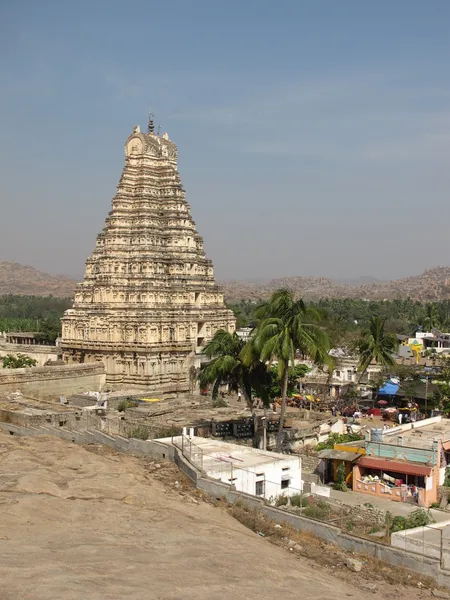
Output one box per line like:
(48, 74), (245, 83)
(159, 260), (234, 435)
(247, 289), (330, 451)
(266, 363), (310, 399)
(357, 316), (398, 382)
(423, 303), (441, 331)
(1, 353), (37, 368)
(34, 317), (61, 344)
(198, 330), (270, 410)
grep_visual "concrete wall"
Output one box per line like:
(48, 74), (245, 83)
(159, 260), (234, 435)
(0, 362), (105, 399)
(392, 521), (450, 569)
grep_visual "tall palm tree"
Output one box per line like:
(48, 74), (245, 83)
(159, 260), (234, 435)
(357, 316), (398, 382)
(198, 329), (269, 409)
(423, 303), (442, 331)
(246, 289), (331, 452)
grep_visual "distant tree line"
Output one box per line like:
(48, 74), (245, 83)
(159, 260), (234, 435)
(228, 298), (450, 346)
(0, 295), (72, 343)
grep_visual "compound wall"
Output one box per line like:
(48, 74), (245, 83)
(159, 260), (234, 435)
(0, 362), (105, 399)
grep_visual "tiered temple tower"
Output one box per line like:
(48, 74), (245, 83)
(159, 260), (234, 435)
(61, 122), (236, 393)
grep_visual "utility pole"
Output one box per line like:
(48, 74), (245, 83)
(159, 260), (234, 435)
(262, 417), (267, 451)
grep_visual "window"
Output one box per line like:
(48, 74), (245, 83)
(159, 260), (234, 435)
(281, 479), (290, 489)
(346, 369), (353, 381)
(335, 370), (341, 378)
(255, 480), (264, 496)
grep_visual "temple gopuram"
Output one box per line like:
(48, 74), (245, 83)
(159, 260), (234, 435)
(61, 119), (235, 393)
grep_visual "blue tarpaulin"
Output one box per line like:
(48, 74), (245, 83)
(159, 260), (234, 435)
(378, 380), (399, 396)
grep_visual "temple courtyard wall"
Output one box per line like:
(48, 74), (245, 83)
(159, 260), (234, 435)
(0, 341), (59, 367)
(0, 363), (105, 399)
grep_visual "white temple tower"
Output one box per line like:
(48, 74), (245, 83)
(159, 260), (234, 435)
(61, 122), (236, 393)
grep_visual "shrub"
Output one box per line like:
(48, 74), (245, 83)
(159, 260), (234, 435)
(289, 493), (304, 508)
(386, 511), (434, 534)
(212, 397), (228, 408)
(315, 432), (364, 452)
(303, 505), (329, 520)
(333, 462), (347, 492)
(128, 426), (149, 440)
(118, 399), (138, 412)
(156, 426), (182, 438)
(275, 495), (289, 507)
(405, 508), (435, 529)
(369, 525), (382, 534)
(1, 353), (37, 368)
(303, 498), (332, 521)
(390, 516), (407, 533)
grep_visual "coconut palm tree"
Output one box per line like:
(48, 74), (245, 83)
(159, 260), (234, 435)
(198, 329), (270, 409)
(423, 303), (442, 331)
(247, 289), (331, 452)
(357, 316), (398, 382)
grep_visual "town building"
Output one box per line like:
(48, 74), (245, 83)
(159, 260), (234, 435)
(236, 327), (253, 343)
(355, 417), (449, 506)
(160, 431), (302, 500)
(302, 349), (383, 398)
(61, 122), (235, 393)
(319, 416), (450, 507)
(408, 330), (450, 355)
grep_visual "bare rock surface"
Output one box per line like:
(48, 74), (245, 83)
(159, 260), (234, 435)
(0, 432), (441, 600)
(0, 432), (364, 600)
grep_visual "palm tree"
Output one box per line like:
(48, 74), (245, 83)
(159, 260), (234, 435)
(198, 329), (270, 410)
(357, 316), (398, 382)
(246, 289), (331, 452)
(423, 303), (442, 331)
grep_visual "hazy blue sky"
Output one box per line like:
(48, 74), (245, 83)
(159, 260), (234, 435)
(1, 1), (450, 282)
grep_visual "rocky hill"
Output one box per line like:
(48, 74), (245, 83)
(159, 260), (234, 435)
(221, 267), (450, 302)
(2, 260), (450, 302)
(0, 262), (76, 297)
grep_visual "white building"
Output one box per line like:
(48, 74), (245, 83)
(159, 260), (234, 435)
(303, 350), (383, 398)
(408, 330), (450, 354)
(236, 327), (253, 343)
(159, 432), (302, 501)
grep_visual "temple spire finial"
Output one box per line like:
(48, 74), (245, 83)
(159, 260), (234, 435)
(148, 110), (155, 134)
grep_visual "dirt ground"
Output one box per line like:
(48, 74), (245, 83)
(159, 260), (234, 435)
(0, 433), (440, 600)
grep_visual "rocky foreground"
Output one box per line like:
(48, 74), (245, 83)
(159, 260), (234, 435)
(0, 432), (441, 600)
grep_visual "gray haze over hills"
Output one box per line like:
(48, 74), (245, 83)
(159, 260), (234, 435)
(2, 261), (450, 303)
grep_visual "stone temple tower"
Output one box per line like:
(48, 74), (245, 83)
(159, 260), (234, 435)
(61, 122), (236, 393)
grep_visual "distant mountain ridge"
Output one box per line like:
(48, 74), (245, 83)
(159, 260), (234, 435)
(220, 267), (450, 302)
(2, 261), (450, 303)
(0, 262), (76, 297)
